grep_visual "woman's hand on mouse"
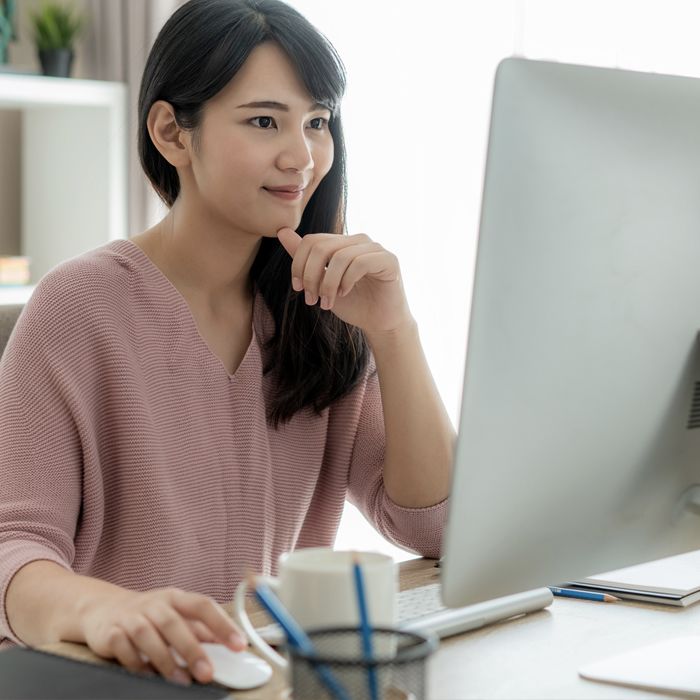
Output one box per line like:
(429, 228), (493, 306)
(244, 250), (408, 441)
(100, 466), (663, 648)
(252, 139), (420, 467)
(277, 227), (414, 336)
(80, 585), (247, 685)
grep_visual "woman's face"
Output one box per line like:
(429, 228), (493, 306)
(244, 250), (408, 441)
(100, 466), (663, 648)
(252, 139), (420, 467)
(184, 41), (335, 239)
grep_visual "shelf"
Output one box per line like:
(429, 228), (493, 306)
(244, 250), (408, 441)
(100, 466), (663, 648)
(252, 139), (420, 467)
(0, 74), (128, 283)
(0, 285), (34, 305)
(0, 73), (125, 109)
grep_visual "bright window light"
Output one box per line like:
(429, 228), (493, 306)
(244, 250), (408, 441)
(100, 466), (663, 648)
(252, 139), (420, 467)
(283, 0), (700, 561)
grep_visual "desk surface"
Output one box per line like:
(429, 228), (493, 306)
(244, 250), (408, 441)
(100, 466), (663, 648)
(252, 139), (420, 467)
(40, 557), (694, 699)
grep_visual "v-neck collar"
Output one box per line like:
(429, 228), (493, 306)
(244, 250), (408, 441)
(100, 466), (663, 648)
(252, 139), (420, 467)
(115, 238), (260, 383)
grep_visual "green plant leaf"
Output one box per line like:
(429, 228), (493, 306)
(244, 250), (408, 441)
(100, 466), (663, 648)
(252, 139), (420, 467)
(29, 2), (85, 51)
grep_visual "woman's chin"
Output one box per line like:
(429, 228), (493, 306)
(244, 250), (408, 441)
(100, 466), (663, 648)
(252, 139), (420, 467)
(262, 227), (294, 239)
(268, 220), (300, 237)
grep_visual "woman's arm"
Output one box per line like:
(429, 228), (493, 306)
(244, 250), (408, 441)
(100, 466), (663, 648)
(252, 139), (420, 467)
(0, 270), (245, 684)
(6, 560), (245, 684)
(277, 226), (457, 510)
(365, 319), (455, 508)
(6, 560), (121, 646)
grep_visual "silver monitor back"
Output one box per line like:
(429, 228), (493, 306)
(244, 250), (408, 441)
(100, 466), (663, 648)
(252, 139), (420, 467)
(443, 57), (700, 607)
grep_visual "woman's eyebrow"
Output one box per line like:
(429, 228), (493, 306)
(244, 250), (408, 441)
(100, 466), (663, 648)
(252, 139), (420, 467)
(236, 100), (330, 112)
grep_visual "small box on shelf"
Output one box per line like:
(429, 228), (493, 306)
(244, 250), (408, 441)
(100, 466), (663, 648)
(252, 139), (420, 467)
(0, 256), (30, 286)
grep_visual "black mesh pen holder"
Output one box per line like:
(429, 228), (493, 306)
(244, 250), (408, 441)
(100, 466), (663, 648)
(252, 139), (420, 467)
(286, 626), (438, 700)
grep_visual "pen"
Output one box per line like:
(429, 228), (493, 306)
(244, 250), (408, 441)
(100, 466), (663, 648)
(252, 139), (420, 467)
(352, 553), (379, 700)
(248, 575), (350, 700)
(549, 586), (620, 602)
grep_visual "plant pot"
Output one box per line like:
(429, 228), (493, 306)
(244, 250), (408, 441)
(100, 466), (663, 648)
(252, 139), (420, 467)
(38, 48), (74, 78)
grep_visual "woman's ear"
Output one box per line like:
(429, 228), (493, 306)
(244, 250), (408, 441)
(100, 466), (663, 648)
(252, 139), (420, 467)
(146, 100), (193, 168)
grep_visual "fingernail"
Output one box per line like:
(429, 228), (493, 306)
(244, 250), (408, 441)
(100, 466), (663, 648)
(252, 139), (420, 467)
(194, 660), (211, 682)
(171, 668), (191, 686)
(320, 296), (331, 310)
(305, 290), (316, 305)
(292, 277), (303, 291)
(229, 633), (246, 648)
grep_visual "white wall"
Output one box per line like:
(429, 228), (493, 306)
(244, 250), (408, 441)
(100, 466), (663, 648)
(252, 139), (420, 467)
(284, 0), (700, 561)
(289, 0), (518, 427)
(283, 0), (518, 560)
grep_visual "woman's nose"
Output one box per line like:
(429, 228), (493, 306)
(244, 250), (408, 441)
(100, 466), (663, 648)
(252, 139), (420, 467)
(277, 129), (315, 172)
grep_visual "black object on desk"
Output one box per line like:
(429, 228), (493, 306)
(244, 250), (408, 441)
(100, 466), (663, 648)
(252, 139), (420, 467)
(0, 646), (229, 699)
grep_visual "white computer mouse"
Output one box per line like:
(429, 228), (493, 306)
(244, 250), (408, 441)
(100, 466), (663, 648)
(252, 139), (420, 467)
(172, 643), (273, 690)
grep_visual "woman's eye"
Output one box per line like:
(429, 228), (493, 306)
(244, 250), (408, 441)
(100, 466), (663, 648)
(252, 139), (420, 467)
(249, 116), (329, 130)
(309, 117), (329, 130)
(251, 116), (276, 129)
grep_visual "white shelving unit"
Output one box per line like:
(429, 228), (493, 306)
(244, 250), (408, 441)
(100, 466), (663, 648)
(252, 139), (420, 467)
(0, 286), (34, 305)
(0, 73), (128, 292)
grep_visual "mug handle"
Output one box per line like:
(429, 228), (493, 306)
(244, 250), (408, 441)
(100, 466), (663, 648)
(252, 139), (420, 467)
(233, 575), (289, 669)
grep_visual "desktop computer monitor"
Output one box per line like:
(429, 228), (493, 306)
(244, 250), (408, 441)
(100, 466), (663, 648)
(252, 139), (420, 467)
(442, 57), (700, 608)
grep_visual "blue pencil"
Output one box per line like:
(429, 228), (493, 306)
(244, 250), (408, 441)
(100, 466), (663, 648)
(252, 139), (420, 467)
(352, 553), (379, 700)
(248, 576), (350, 700)
(549, 586), (620, 602)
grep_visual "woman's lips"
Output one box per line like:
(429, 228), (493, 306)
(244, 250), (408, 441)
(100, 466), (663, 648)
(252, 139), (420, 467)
(263, 188), (303, 201)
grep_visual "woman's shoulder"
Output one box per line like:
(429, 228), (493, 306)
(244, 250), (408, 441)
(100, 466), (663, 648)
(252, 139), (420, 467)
(35, 240), (143, 297)
(23, 240), (149, 337)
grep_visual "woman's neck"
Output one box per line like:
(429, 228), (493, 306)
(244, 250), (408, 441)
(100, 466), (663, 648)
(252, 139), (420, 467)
(132, 200), (261, 313)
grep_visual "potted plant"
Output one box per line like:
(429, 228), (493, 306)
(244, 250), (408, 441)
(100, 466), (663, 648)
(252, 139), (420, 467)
(0, 0), (18, 66)
(29, 1), (86, 78)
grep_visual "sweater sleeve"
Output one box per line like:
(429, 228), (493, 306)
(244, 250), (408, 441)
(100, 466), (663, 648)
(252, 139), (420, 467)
(0, 280), (84, 646)
(345, 359), (448, 559)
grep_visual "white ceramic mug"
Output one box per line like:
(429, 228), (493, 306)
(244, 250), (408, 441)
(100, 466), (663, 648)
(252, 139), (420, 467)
(234, 547), (398, 668)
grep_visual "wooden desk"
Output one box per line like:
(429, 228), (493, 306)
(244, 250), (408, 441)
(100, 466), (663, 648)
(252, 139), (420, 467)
(40, 557), (695, 699)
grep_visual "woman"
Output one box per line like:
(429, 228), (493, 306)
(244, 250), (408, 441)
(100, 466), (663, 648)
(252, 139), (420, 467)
(0, 0), (454, 686)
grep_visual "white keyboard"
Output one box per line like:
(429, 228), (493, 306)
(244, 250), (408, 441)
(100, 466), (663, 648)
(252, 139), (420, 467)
(255, 582), (553, 643)
(397, 582), (445, 621)
(397, 583), (553, 639)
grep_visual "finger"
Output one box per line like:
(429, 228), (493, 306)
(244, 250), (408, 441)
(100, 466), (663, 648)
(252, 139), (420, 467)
(300, 234), (371, 303)
(318, 242), (382, 309)
(170, 590), (247, 652)
(277, 227), (303, 259)
(287, 233), (348, 297)
(123, 614), (185, 684)
(144, 604), (209, 684)
(187, 618), (218, 642)
(338, 251), (401, 298)
(104, 625), (150, 675)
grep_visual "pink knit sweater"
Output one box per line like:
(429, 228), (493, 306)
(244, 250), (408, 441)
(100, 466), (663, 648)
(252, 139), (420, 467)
(0, 240), (447, 648)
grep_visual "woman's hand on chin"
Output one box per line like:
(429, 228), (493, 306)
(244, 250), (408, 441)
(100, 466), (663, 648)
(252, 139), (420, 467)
(277, 227), (414, 335)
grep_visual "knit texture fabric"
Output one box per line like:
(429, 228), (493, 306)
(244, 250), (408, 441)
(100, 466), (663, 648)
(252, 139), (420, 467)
(0, 240), (447, 648)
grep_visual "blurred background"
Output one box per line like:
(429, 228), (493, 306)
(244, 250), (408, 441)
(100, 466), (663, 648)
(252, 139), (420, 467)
(2, 0), (700, 561)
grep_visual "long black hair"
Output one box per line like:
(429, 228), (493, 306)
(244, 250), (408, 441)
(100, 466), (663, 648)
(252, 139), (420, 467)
(138, 0), (370, 427)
